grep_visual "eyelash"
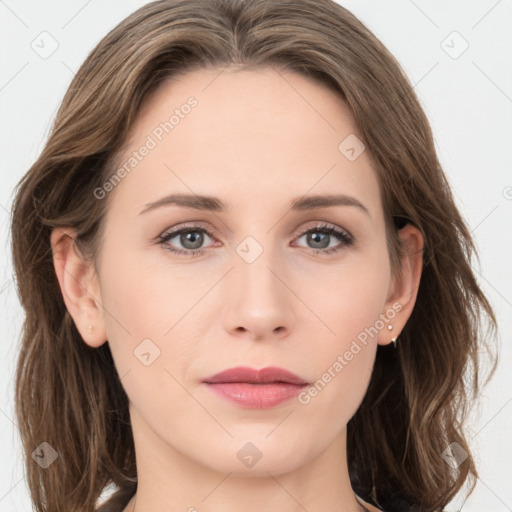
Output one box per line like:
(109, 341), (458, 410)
(157, 222), (354, 257)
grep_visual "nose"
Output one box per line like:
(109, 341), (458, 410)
(222, 242), (295, 342)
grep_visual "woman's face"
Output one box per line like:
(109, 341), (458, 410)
(88, 66), (412, 476)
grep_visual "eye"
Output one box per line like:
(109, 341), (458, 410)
(157, 224), (215, 257)
(157, 222), (354, 257)
(293, 223), (354, 255)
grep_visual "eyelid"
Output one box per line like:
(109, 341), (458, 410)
(157, 223), (215, 245)
(294, 221), (352, 239)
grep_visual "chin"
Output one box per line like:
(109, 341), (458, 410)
(189, 434), (318, 477)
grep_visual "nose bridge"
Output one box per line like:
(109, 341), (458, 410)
(234, 233), (285, 305)
(222, 232), (295, 338)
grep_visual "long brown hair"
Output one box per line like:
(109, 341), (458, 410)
(10, 1), (498, 511)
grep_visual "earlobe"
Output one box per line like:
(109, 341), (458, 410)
(50, 227), (107, 347)
(379, 224), (424, 346)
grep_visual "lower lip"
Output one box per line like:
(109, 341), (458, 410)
(205, 382), (308, 408)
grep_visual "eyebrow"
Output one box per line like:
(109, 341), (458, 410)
(139, 193), (370, 216)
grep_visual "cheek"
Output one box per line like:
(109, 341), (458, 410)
(99, 237), (215, 332)
(96, 252), (207, 418)
(299, 248), (391, 344)
(96, 242), (204, 375)
(295, 297), (383, 435)
(295, 250), (390, 406)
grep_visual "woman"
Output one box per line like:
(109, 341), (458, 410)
(10, 1), (498, 511)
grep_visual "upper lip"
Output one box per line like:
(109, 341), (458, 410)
(204, 366), (308, 385)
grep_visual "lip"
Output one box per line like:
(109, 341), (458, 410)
(203, 366), (309, 409)
(204, 366), (308, 385)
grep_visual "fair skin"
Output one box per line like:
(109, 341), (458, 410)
(51, 66), (423, 512)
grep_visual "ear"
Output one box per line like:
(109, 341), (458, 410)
(50, 227), (107, 347)
(378, 223), (424, 346)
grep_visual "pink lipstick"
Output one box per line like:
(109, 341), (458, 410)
(203, 366), (308, 408)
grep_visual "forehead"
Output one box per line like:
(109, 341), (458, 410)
(106, 66), (381, 219)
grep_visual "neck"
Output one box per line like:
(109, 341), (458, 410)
(123, 405), (368, 512)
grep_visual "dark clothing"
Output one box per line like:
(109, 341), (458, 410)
(361, 493), (434, 512)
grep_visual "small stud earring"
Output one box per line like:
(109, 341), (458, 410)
(387, 325), (393, 331)
(391, 336), (398, 348)
(87, 325), (93, 334)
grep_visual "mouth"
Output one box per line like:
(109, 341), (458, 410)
(203, 366), (309, 409)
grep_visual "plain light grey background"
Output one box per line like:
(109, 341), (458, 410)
(1, 1), (511, 510)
